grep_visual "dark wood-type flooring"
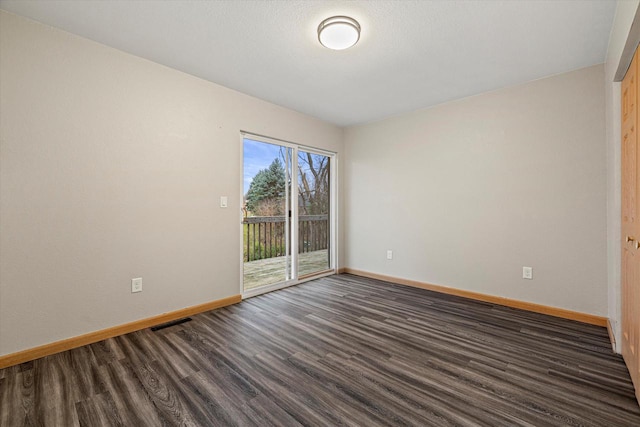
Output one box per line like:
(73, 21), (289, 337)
(1, 274), (639, 426)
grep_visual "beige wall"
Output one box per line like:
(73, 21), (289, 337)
(344, 65), (607, 316)
(0, 11), (343, 356)
(605, 0), (640, 352)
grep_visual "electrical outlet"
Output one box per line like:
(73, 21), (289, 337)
(131, 277), (143, 293)
(522, 267), (533, 280)
(386, 250), (393, 260)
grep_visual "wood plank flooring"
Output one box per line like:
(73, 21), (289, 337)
(1, 274), (639, 426)
(243, 250), (329, 290)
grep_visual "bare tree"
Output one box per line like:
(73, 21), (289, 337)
(297, 152), (329, 215)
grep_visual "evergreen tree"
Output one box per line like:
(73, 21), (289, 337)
(245, 158), (286, 215)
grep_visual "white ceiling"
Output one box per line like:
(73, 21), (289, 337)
(0, 0), (616, 127)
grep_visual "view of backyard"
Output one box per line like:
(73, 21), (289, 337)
(242, 138), (331, 291)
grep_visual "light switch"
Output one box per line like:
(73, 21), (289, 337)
(220, 196), (228, 208)
(131, 277), (142, 293)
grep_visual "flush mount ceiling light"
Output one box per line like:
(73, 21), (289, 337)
(318, 16), (361, 50)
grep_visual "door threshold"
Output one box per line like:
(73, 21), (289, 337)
(298, 269), (334, 280)
(242, 270), (335, 299)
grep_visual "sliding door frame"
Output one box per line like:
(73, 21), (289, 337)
(239, 131), (337, 298)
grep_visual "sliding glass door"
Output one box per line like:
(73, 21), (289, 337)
(242, 138), (292, 291)
(242, 134), (334, 295)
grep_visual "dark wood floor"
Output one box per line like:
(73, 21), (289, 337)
(1, 274), (639, 426)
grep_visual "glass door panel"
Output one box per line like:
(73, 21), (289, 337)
(297, 150), (331, 277)
(242, 138), (292, 291)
